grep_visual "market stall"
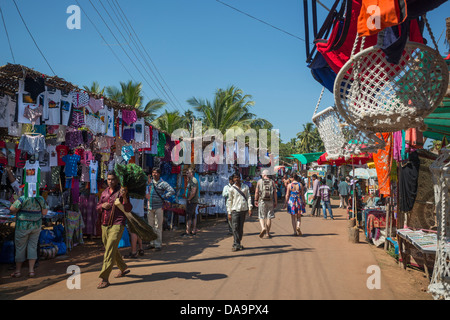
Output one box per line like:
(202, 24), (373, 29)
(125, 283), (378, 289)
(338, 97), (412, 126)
(0, 63), (186, 260)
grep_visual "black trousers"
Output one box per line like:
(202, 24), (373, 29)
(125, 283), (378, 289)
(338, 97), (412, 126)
(310, 196), (321, 216)
(231, 211), (246, 248)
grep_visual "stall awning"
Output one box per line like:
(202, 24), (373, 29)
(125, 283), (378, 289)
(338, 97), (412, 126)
(290, 152), (323, 164)
(423, 96), (450, 141)
(423, 59), (450, 141)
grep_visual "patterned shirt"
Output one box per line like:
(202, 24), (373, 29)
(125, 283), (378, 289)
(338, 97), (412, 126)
(12, 196), (48, 230)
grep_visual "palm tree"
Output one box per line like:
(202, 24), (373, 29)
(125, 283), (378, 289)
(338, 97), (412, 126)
(188, 85), (272, 135)
(141, 98), (165, 122)
(106, 80), (164, 121)
(296, 122), (317, 153)
(83, 81), (105, 95)
(152, 110), (187, 135)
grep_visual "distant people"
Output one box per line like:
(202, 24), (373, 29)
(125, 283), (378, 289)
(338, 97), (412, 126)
(284, 175), (305, 236)
(222, 176), (234, 234)
(254, 169), (277, 239)
(226, 174), (253, 251)
(319, 178), (334, 220)
(185, 168), (199, 236)
(338, 178), (349, 209)
(310, 174), (321, 217)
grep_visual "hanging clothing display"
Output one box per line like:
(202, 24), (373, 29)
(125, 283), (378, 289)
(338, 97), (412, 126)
(398, 151), (420, 212)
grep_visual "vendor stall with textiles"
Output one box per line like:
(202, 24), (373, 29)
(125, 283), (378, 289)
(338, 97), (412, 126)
(0, 63), (181, 259)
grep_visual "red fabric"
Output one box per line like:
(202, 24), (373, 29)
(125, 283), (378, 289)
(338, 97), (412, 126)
(317, 152), (373, 166)
(317, 0), (378, 74)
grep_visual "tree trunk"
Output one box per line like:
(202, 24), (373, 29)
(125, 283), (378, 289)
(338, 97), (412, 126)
(348, 226), (360, 243)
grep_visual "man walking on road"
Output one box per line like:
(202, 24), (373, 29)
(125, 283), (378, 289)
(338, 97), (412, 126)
(310, 174), (321, 217)
(254, 169), (277, 239)
(226, 173), (253, 251)
(96, 171), (132, 289)
(222, 176), (234, 235)
(319, 178), (334, 220)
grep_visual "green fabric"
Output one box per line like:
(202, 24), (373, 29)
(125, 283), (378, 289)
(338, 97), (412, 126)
(114, 163), (147, 199)
(12, 196), (47, 230)
(157, 132), (166, 157)
(290, 153), (323, 164)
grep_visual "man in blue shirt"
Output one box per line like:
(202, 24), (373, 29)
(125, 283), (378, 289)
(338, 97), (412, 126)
(146, 167), (175, 251)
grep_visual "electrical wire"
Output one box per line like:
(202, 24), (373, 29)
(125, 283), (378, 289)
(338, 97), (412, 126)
(100, 0), (183, 112)
(74, 0), (138, 86)
(85, 0), (172, 108)
(0, 3), (15, 63)
(215, 0), (306, 42)
(11, 0), (55, 75)
(111, 0), (185, 112)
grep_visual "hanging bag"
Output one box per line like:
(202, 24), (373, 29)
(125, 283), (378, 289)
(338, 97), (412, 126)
(357, 0), (408, 37)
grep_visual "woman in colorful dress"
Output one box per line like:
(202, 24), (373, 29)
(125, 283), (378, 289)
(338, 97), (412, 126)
(284, 175), (305, 236)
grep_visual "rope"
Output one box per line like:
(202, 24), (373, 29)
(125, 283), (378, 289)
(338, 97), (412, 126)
(313, 87), (325, 116)
(423, 14), (439, 51)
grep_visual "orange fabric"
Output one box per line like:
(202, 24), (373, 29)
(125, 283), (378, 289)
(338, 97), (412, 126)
(357, 0), (407, 37)
(373, 133), (393, 196)
(404, 128), (424, 149)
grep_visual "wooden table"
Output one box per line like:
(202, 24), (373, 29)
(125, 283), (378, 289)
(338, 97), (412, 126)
(397, 228), (437, 280)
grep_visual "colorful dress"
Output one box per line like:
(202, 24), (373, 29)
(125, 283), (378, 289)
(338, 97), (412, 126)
(287, 182), (305, 215)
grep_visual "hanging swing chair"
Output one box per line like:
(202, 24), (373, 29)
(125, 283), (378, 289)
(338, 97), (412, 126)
(312, 87), (385, 160)
(334, 17), (449, 133)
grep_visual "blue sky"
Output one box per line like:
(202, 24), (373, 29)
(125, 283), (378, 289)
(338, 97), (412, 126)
(1, 0), (449, 143)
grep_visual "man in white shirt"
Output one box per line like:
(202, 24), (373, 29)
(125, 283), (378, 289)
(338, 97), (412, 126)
(310, 174), (321, 217)
(226, 174), (253, 251)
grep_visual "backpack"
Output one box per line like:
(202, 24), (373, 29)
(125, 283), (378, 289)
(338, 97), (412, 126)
(260, 179), (274, 201)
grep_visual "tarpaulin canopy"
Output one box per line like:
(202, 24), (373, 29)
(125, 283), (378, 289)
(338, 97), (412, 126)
(423, 59), (450, 141)
(290, 152), (323, 164)
(317, 152), (373, 166)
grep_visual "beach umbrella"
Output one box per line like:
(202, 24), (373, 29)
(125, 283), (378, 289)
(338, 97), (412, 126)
(349, 168), (377, 179)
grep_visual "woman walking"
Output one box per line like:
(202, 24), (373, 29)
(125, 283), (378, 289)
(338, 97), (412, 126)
(284, 175), (305, 236)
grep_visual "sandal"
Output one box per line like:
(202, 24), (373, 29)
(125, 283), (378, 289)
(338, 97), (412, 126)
(124, 252), (138, 259)
(138, 249), (144, 256)
(28, 272), (36, 278)
(10, 272), (21, 278)
(97, 281), (110, 289)
(114, 269), (130, 278)
(259, 229), (266, 238)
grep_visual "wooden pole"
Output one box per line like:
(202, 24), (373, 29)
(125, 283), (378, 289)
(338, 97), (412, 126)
(384, 197), (391, 251)
(59, 176), (70, 251)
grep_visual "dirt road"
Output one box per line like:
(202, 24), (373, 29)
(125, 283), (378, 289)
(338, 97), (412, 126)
(1, 201), (432, 300)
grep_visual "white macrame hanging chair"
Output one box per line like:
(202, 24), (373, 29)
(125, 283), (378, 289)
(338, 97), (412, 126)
(334, 16), (449, 133)
(312, 87), (385, 160)
(428, 146), (450, 300)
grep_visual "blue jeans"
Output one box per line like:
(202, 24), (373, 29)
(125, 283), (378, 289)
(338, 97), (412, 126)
(322, 201), (333, 219)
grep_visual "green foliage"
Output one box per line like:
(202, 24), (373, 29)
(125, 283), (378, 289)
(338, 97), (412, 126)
(114, 163), (148, 199)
